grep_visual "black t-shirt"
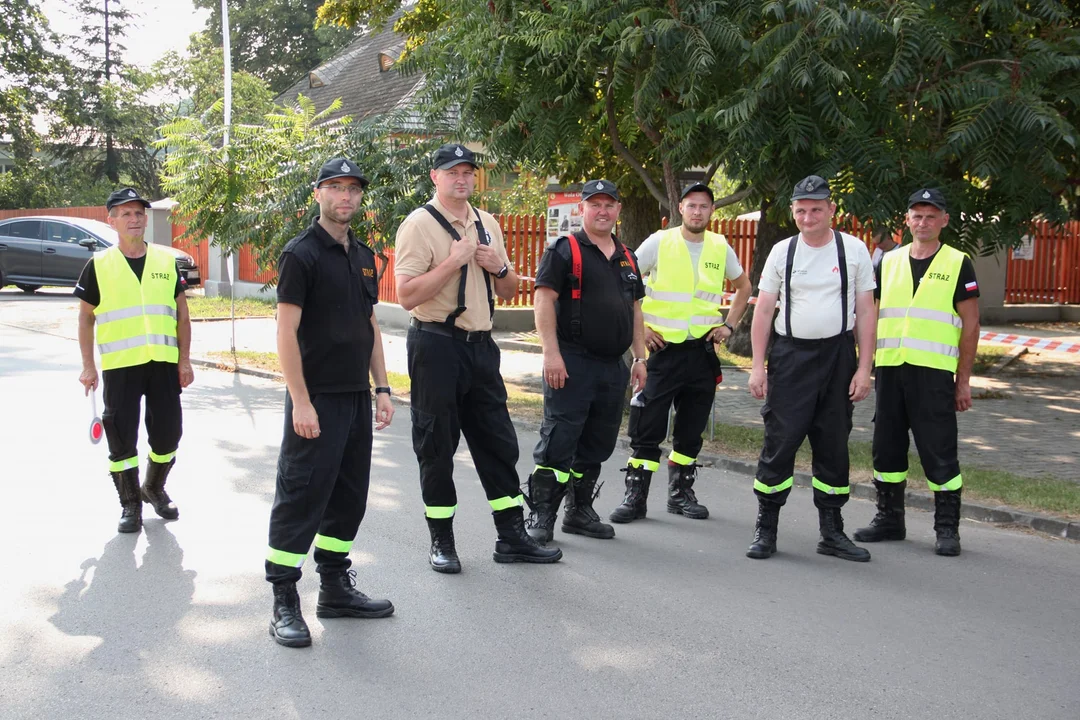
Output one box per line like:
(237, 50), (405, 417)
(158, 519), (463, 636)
(74, 253), (186, 306)
(534, 232), (646, 359)
(873, 247), (979, 308)
(277, 218), (379, 394)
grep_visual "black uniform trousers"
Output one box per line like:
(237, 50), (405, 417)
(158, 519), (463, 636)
(407, 326), (522, 517)
(873, 364), (962, 490)
(102, 360), (182, 470)
(533, 349), (630, 481)
(755, 332), (856, 509)
(628, 338), (719, 468)
(265, 389), (373, 584)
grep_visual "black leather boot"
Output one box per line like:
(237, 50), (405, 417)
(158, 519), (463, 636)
(816, 507), (871, 562)
(853, 480), (906, 542)
(746, 498), (781, 559)
(492, 507), (563, 563)
(426, 516), (462, 573)
(111, 468), (142, 534)
(316, 569), (395, 618)
(933, 489), (962, 557)
(609, 465), (652, 523)
(142, 458), (179, 520)
(667, 462), (709, 519)
(561, 470), (615, 539)
(269, 582), (311, 647)
(523, 469), (568, 544)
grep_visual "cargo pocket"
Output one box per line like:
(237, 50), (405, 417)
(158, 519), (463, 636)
(411, 407), (438, 460)
(276, 457), (314, 493)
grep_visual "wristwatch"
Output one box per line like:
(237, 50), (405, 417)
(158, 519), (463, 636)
(495, 263), (510, 279)
(723, 322), (734, 333)
(632, 357), (646, 365)
(375, 386), (392, 396)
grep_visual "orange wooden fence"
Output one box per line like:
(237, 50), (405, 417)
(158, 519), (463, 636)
(1005, 221), (1080, 304)
(0, 206), (109, 222)
(170, 221), (209, 278)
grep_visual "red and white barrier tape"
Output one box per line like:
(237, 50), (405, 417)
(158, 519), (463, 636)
(979, 332), (1080, 354)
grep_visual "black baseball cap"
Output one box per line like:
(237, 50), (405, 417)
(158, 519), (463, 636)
(908, 188), (947, 211)
(680, 182), (714, 201)
(581, 179), (619, 201)
(790, 175), (831, 201)
(106, 187), (151, 211)
(314, 157), (369, 189)
(433, 143), (478, 170)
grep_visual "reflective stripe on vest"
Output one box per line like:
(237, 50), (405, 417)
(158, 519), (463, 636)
(875, 244), (964, 372)
(640, 228), (729, 343)
(94, 245), (179, 370)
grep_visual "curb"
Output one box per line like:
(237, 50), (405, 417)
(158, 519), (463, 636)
(986, 345), (1028, 375)
(190, 355), (283, 382)
(196, 356), (1079, 544)
(610, 437), (1079, 542)
(190, 316), (276, 323)
(497, 339), (543, 354)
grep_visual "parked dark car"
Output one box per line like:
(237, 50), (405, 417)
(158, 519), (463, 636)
(0, 215), (200, 293)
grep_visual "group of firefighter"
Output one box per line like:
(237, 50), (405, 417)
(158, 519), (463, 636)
(78, 148), (979, 649)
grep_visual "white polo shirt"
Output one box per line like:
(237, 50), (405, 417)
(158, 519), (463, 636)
(758, 231), (875, 339)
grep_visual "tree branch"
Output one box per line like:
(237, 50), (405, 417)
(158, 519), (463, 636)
(702, 157), (721, 187)
(951, 58), (1020, 75)
(712, 186), (752, 209)
(605, 70), (670, 210)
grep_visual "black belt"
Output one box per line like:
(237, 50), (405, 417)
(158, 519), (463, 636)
(675, 336), (712, 348)
(776, 330), (854, 347)
(410, 317), (491, 343)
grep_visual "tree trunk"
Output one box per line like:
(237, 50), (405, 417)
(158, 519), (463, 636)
(727, 197), (793, 357)
(619, 192), (663, 250)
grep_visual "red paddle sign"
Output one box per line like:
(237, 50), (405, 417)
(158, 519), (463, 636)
(89, 393), (103, 445)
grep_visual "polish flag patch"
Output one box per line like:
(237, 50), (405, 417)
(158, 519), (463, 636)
(965, 281), (978, 291)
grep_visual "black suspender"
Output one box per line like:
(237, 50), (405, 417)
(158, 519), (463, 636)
(783, 235), (798, 338)
(783, 229), (848, 338)
(836, 229), (848, 333)
(421, 204), (495, 327)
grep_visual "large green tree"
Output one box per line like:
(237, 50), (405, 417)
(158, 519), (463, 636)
(194, 0), (356, 94)
(0, 0), (67, 208)
(48, 0), (173, 195)
(319, 0), (1079, 354)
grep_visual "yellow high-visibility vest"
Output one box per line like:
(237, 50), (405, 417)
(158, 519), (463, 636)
(876, 243), (965, 372)
(641, 228), (729, 343)
(94, 244), (179, 370)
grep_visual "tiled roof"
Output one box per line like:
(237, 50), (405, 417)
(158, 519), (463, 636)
(275, 19), (424, 126)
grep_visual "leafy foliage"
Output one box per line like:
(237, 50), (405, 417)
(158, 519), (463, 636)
(0, 0), (68, 209)
(158, 96), (444, 281)
(153, 34), (276, 126)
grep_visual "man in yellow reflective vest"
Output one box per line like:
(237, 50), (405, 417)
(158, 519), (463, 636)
(854, 188), (980, 556)
(610, 183), (751, 524)
(76, 188), (194, 534)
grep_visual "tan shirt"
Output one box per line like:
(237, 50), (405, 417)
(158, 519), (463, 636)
(394, 195), (510, 332)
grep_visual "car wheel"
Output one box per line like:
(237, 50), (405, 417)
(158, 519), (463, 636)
(16, 284), (42, 294)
